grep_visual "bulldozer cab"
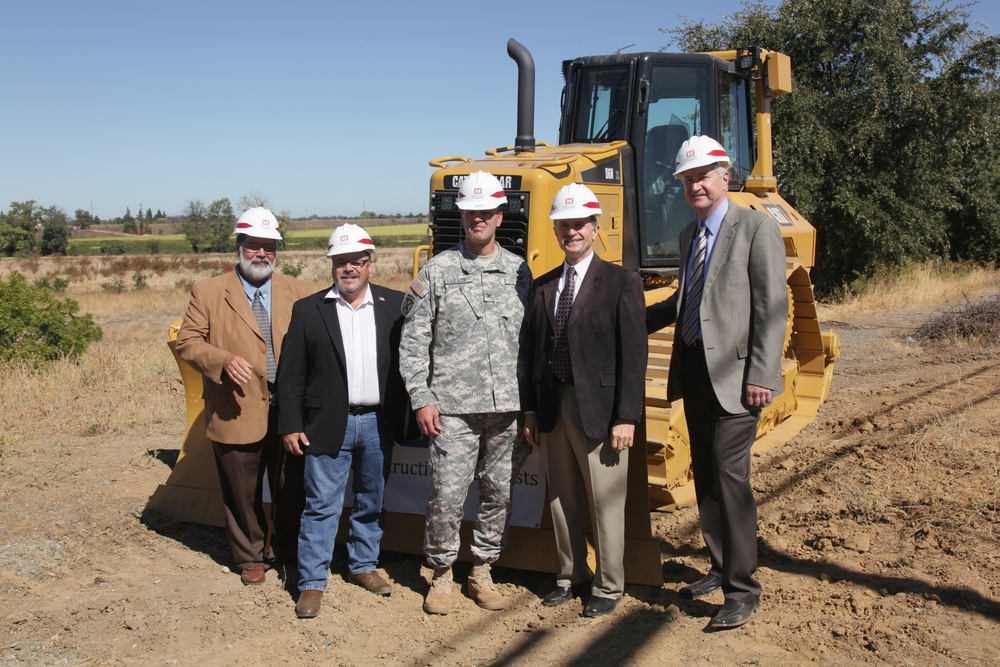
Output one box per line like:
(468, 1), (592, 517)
(559, 53), (754, 271)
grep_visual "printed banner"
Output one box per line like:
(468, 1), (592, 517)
(345, 440), (545, 528)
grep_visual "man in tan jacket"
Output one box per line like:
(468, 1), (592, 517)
(176, 207), (313, 585)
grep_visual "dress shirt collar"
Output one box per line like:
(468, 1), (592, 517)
(325, 283), (374, 309)
(236, 268), (271, 303)
(563, 250), (595, 284)
(700, 198), (729, 240)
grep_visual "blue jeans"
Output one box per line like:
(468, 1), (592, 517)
(297, 411), (392, 592)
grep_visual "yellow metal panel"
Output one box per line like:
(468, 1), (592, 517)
(767, 52), (793, 95)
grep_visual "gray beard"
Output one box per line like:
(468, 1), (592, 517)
(239, 255), (275, 283)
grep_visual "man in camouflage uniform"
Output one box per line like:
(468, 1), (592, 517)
(400, 170), (532, 615)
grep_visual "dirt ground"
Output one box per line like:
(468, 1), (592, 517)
(1, 262), (998, 666)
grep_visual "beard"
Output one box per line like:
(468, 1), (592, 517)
(335, 271), (365, 295)
(239, 254), (275, 283)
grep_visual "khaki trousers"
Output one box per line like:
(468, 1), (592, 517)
(541, 384), (628, 599)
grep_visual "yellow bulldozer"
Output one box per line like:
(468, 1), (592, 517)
(153, 39), (838, 586)
(417, 39), (839, 557)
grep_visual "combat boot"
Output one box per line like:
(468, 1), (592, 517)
(423, 567), (452, 615)
(467, 563), (505, 610)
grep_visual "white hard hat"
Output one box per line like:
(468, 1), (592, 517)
(455, 170), (508, 210)
(673, 135), (732, 177)
(326, 223), (376, 257)
(549, 183), (602, 220)
(233, 207), (282, 240)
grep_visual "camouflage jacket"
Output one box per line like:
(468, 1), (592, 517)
(400, 243), (531, 414)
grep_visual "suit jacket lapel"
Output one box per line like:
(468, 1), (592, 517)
(677, 222), (696, 295)
(540, 276), (558, 332)
(318, 294), (348, 373)
(371, 287), (391, 395)
(271, 275), (295, 361)
(567, 255), (600, 328)
(224, 270), (263, 342)
(703, 206), (738, 295)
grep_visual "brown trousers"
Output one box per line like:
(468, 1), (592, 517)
(212, 408), (304, 570)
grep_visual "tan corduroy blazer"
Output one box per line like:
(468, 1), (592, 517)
(175, 269), (313, 444)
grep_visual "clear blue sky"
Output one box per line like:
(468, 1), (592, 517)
(1, 0), (996, 220)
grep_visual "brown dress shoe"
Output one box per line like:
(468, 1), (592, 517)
(240, 565), (266, 585)
(350, 570), (393, 596)
(295, 590), (323, 618)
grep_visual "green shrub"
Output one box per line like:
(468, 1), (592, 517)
(102, 276), (127, 293)
(99, 241), (127, 255)
(281, 260), (304, 278)
(0, 272), (103, 365)
(132, 272), (148, 290)
(52, 277), (69, 293)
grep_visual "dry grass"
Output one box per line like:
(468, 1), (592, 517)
(818, 261), (1000, 321)
(0, 250), (416, 456)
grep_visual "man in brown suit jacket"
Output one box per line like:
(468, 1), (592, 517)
(175, 207), (313, 585)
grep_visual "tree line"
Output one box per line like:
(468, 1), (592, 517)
(1, 195), (424, 257)
(7, 0), (997, 287)
(666, 0), (1000, 292)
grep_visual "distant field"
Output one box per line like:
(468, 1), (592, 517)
(290, 223), (428, 239)
(68, 222), (429, 255)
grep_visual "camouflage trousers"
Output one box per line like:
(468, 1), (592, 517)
(424, 412), (530, 569)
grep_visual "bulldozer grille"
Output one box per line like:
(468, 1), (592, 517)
(429, 190), (530, 258)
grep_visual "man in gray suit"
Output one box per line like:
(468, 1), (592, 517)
(646, 136), (788, 630)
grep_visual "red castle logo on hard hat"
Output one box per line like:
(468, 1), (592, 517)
(685, 149), (696, 159)
(566, 197), (574, 205)
(340, 234), (349, 241)
(473, 187), (483, 195)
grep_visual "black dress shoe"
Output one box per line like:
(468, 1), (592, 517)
(679, 572), (723, 600)
(542, 586), (573, 606)
(541, 579), (591, 607)
(582, 596), (618, 618)
(707, 598), (759, 630)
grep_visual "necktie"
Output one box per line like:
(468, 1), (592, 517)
(681, 224), (708, 346)
(251, 289), (276, 383)
(553, 266), (576, 380)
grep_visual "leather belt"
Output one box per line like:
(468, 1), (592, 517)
(348, 405), (378, 415)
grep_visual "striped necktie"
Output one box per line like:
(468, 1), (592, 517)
(552, 266), (576, 380)
(681, 224), (708, 346)
(251, 289), (276, 383)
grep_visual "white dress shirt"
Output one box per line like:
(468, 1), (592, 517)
(325, 284), (380, 406)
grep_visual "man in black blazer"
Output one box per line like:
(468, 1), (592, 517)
(646, 136), (788, 630)
(277, 224), (409, 619)
(522, 183), (648, 618)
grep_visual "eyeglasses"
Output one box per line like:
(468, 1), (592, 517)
(242, 241), (277, 255)
(333, 257), (372, 270)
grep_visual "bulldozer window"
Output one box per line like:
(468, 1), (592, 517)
(568, 66), (631, 143)
(640, 64), (709, 263)
(719, 72), (752, 185)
